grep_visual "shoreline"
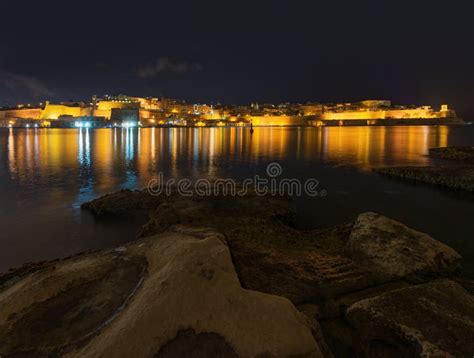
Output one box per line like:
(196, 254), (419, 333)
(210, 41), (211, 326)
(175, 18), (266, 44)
(374, 146), (474, 193)
(0, 121), (468, 129)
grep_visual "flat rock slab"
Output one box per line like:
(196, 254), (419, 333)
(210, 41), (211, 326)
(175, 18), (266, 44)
(344, 212), (461, 279)
(430, 146), (474, 163)
(0, 253), (147, 356)
(64, 226), (322, 357)
(374, 166), (474, 192)
(346, 279), (474, 357)
(229, 238), (373, 306)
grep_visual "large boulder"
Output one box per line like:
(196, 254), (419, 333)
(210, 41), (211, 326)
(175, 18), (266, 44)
(0, 252), (148, 357)
(229, 238), (373, 307)
(344, 212), (461, 279)
(346, 279), (474, 357)
(0, 226), (324, 357)
(70, 226), (323, 357)
(80, 189), (165, 218)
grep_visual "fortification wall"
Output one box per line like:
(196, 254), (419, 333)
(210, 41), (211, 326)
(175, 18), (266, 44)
(249, 115), (306, 126)
(0, 108), (42, 120)
(320, 108), (439, 120)
(40, 104), (91, 120)
(94, 101), (140, 119)
(97, 101), (140, 112)
(309, 117), (464, 127)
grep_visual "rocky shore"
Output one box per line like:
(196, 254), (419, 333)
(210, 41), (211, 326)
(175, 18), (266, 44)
(429, 146), (474, 163)
(1, 191), (474, 357)
(374, 146), (474, 193)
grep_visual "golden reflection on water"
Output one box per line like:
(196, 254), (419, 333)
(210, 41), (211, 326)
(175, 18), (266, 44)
(3, 126), (451, 191)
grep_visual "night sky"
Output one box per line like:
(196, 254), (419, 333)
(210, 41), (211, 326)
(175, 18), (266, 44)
(1, 1), (473, 117)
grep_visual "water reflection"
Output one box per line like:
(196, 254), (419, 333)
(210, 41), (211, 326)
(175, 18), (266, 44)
(1, 126), (456, 186)
(0, 125), (458, 213)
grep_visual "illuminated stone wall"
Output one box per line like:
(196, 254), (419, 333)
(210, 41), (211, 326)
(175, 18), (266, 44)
(40, 103), (91, 120)
(249, 115), (305, 126)
(0, 108), (42, 119)
(139, 109), (163, 121)
(95, 101), (140, 119)
(0, 108), (42, 120)
(321, 108), (440, 120)
(130, 97), (161, 110)
(96, 101), (140, 112)
(300, 105), (323, 116)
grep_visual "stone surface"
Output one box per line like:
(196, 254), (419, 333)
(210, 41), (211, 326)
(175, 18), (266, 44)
(0, 226), (323, 357)
(0, 253), (147, 356)
(430, 146), (474, 163)
(80, 189), (165, 218)
(79, 191), (473, 357)
(68, 226), (323, 357)
(229, 238), (374, 307)
(344, 212), (462, 279)
(346, 279), (474, 357)
(374, 165), (474, 192)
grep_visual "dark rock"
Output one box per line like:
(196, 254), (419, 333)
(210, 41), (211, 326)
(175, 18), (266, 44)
(344, 212), (462, 280)
(81, 189), (166, 218)
(0, 254), (147, 357)
(346, 279), (474, 357)
(229, 238), (374, 306)
(374, 166), (474, 192)
(430, 146), (474, 163)
(155, 329), (238, 358)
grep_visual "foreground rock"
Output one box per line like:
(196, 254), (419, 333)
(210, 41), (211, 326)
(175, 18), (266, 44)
(0, 226), (323, 357)
(430, 146), (474, 163)
(375, 146), (474, 193)
(344, 212), (462, 280)
(346, 279), (474, 357)
(374, 165), (474, 192)
(80, 192), (473, 356)
(80, 189), (166, 218)
(0, 252), (147, 356)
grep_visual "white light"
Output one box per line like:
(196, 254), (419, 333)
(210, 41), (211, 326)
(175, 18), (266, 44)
(121, 121), (138, 128)
(75, 121), (91, 128)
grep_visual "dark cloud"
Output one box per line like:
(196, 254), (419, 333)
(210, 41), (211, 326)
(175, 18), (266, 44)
(0, 71), (53, 100)
(136, 57), (202, 79)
